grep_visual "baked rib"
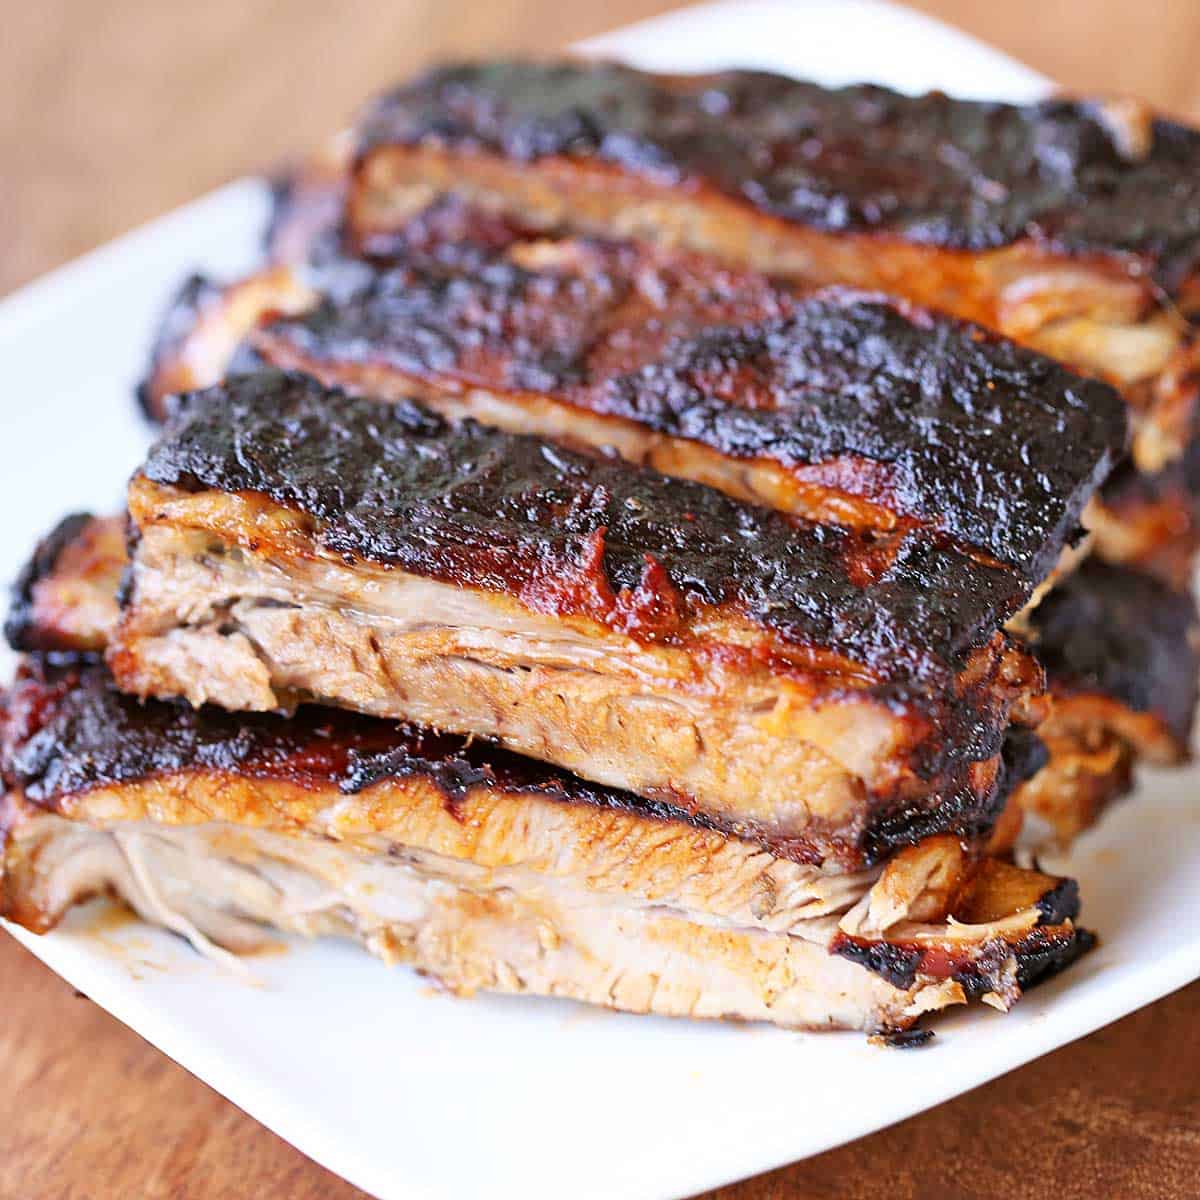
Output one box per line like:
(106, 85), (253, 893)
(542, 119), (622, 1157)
(1013, 559), (1199, 841)
(108, 372), (1051, 869)
(23, 509), (1182, 852)
(1089, 451), (1200, 588)
(0, 657), (1089, 1033)
(138, 238), (1129, 581)
(4, 512), (125, 655)
(259, 242), (1126, 579)
(346, 61), (1200, 477)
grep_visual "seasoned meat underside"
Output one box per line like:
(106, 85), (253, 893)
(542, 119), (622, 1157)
(0, 662), (1089, 1032)
(16, 510), (1181, 854)
(111, 483), (1029, 865)
(109, 375), (1051, 866)
(347, 62), (1200, 471)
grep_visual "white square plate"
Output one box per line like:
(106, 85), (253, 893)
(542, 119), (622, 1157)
(4, 4), (1198, 1198)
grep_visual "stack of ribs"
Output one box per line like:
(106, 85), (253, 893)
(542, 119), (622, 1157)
(6, 61), (1200, 1039)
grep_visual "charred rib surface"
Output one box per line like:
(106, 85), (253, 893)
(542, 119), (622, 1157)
(0, 660), (1089, 1032)
(348, 61), (1200, 472)
(110, 374), (1045, 867)
(353, 62), (1200, 280)
(253, 244), (1125, 578)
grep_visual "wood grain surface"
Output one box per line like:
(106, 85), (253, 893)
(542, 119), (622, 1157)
(3, 2), (1200, 1197)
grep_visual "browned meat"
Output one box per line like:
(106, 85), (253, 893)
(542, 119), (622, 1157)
(256, 241), (1126, 579)
(137, 239), (1129, 582)
(108, 373), (1052, 870)
(0, 657), (1090, 1033)
(346, 62), (1200, 478)
(1090, 454), (1200, 588)
(137, 269), (316, 421)
(1012, 560), (1200, 842)
(136, 252), (1196, 586)
(4, 514), (126, 654)
(19, 506), (1174, 856)
(1030, 560), (1199, 758)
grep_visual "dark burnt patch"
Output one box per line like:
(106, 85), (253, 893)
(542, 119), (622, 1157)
(359, 61), (1200, 290)
(262, 243), (1125, 577)
(5, 514), (92, 653)
(140, 371), (1031, 680)
(355, 193), (544, 270)
(834, 922), (1092, 1000)
(1001, 726), (1050, 794)
(832, 937), (923, 990)
(858, 719), (1050, 860)
(877, 1027), (936, 1049)
(1029, 559), (1200, 745)
(1014, 926), (1097, 990)
(1034, 877), (1082, 927)
(860, 776), (1005, 863)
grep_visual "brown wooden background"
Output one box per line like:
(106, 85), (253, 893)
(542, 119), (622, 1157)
(3, 2), (1200, 1196)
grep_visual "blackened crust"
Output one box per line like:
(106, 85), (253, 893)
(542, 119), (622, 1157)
(4, 514), (93, 653)
(831, 938), (923, 990)
(879, 1028), (937, 1048)
(263, 251), (1126, 578)
(1029, 559), (1200, 745)
(359, 61), (1200, 290)
(859, 779), (1009, 864)
(833, 922), (1092, 1000)
(1034, 877), (1082, 928)
(140, 371), (1031, 679)
(353, 193), (546, 269)
(1014, 926), (1097, 990)
(1001, 726), (1051, 794)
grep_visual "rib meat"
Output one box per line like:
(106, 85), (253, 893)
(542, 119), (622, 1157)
(22, 508), (1182, 853)
(1012, 560), (1200, 841)
(346, 62), (1200, 477)
(264, 133), (353, 266)
(137, 237), (1129, 583)
(4, 512), (125, 654)
(0, 658), (1090, 1033)
(258, 241), (1126, 580)
(108, 372), (1051, 869)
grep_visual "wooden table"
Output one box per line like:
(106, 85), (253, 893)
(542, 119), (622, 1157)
(3, 2), (1200, 1195)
